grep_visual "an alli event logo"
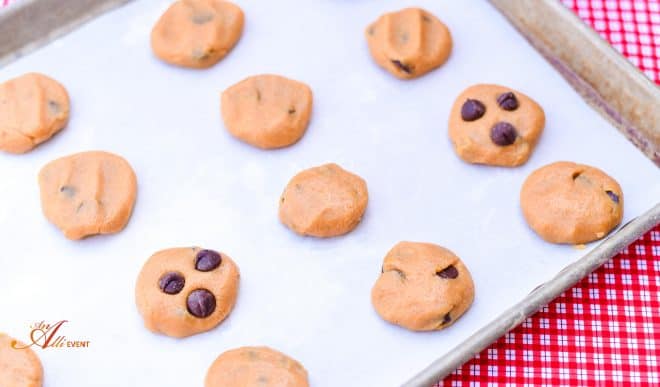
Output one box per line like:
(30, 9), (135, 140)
(12, 320), (91, 350)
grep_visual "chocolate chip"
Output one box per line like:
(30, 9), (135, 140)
(59, 185), (76, 197)
(497, 92), (519, 111)
(391, 59), (412, 74)
(187, 289), (216, 318)
(158, 272), (185, 295)
(606, 190), (620, 204)
(195, 249), (222, 272)
(437, 265), (458, 279)
(442, 313), (452, 324)
(490, 122), (517, 146)
(461, 99), (486, 121)
(48, 100), (60, 113)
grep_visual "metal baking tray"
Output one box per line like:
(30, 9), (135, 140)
(1, 1), (658, 386)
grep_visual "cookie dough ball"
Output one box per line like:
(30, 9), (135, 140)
(449, 84), (545, 167)
(135, 247), (240, 338)
(371, 242), (474, 331)
(366, 7), (452, 79)
(0, 73), (70, 154)
(221, 74), (313, 149)
(205, 346), (308, 387)
(151, 0), (244, 69)
(38, 151), (137, 240)
(520, 161), (623, 244)
(279, 163), (368, 238)
(0, 333), (43, 387)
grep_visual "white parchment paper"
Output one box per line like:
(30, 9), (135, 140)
(1, 0), (659, 386)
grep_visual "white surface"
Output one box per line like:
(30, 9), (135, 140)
(1, 0), (658, 386)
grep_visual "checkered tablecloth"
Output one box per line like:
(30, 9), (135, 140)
(2, 0), (658, 386)
(564, 0), (660, 84)
(440, 226), (660, 386)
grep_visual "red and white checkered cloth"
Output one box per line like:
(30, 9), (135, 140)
(2, 0), (658, 385)
(440, 226), (660, 386)
(563, 0), (660, 84)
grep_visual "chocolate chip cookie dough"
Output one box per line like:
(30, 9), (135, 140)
(0, 333), (43, 387)
(135, 247), (240, 338)
(279, 163), (368, 238)
(205, 346), (309, 387)
(221, 74), (313, 149)
(0, 73), (70, 154)
(371, 242), (474, 331)
(449, 84), (545, 167)
(366, 7), (452, 79)
(38, 151), (137, 240)
(151, 0), (244, 69)
(520, 161), (624, 244)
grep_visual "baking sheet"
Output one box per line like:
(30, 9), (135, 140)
(1, 1), (658, 386)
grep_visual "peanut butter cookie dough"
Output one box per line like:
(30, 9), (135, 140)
(279, 163), (368, 238)
(520, 161), (624, 244)
(0, 73), (70, 154)
(0, 333), (43, 387)
(371, 242), (474, 332)
(38, 151), (137, 240)
(135, 247), (240, 338)
(449, 84), (545, 167)
(205, 346), (309, 387)
(151, 0), (244, 69)
(221, 74), (313, 149)
(366, 7), (452, 79)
